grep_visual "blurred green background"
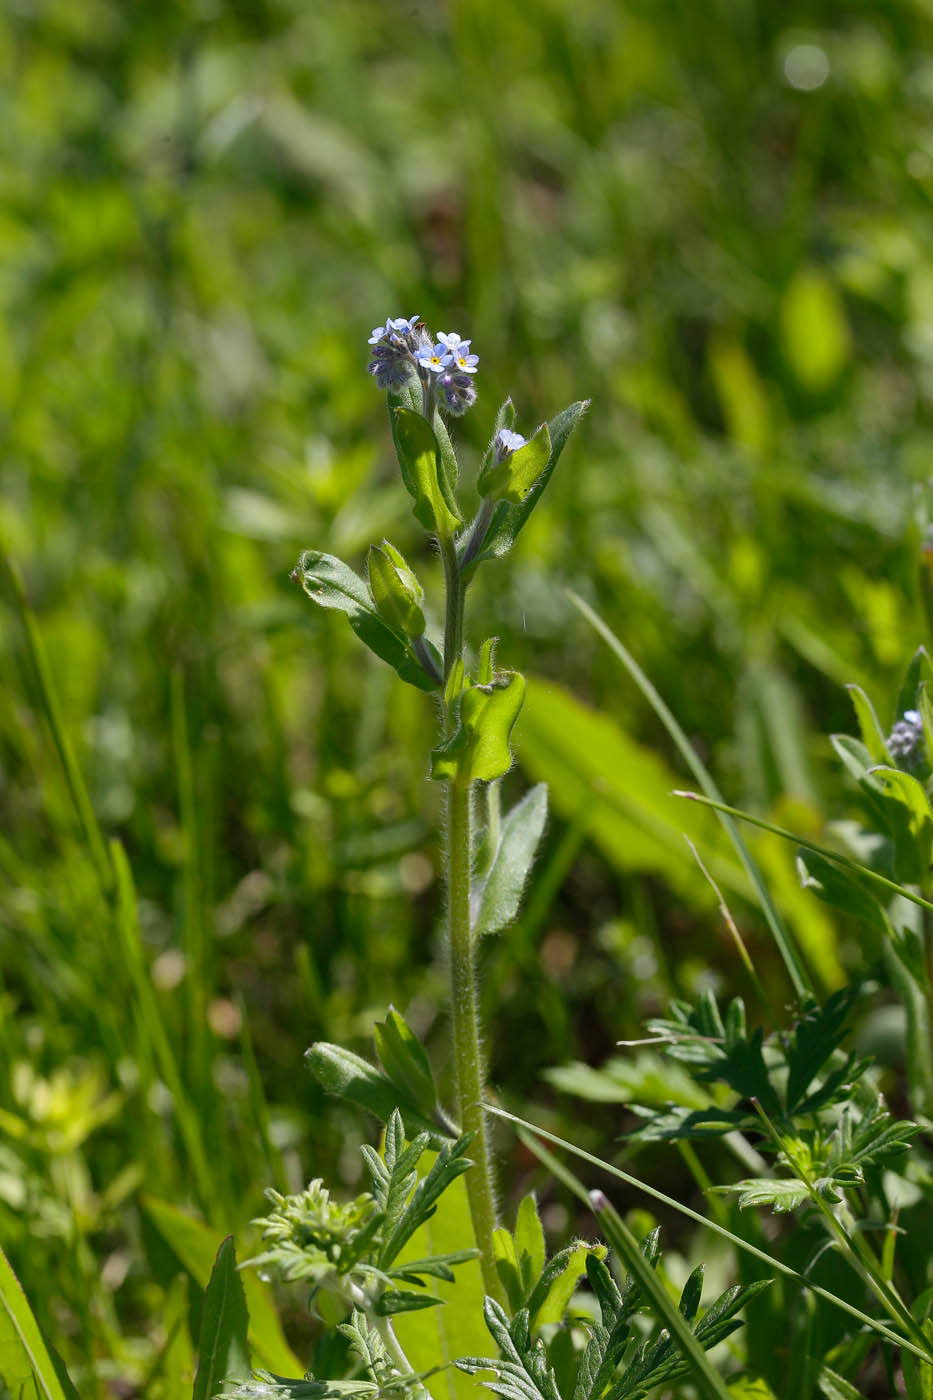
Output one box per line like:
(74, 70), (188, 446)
(3, 0), (933, 1390)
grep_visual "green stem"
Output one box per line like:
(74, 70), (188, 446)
(440, 534), (463, 687)
(373, 1314), (431, 1400)
(448, 777), (502, 1303)
(440, 529), (504, 1306)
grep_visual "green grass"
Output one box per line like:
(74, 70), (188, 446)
(2, 0), (933, 1392)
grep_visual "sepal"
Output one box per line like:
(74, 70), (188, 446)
(367, 541), (426, 638)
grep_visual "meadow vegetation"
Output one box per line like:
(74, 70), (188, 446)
(3, 2), (933, 1397)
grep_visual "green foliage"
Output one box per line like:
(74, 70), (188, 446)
(292, 551), (440, 691)
(243, 1110), (477, 1319)
(0, 1246), (80, 1400)
(431, 672), (526, 783)
(458, 1241), (768, 1400)
(473, 784), (548, 938)
(389, 407), (462, 539)
(193, 1238), (251, 1400)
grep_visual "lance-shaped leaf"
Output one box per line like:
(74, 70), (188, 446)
(870, 765), (933, 883)
(0, 1247), (81, 1400)
(391, 406), (462, 537)
(193, 1237), (251, 1400)
(472, 784), (547, 937)
(461, 401), (588, 576)
(373, 1008), (439, 1123)
(478, 423), (552, 505)
(306, 1042), (454, 1147)
(845, 685), (891, 765)
(431, 672), (526, 782)
(896, 646), (933, 721)
(796, 850), (890, 939)
(292, 551), (439, 691)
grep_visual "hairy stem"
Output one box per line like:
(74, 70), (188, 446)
(448, 776), (502, 1303)
(440, 531), (504, 1305)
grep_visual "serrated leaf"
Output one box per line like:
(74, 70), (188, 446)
(431, 672), (526, 783)
(392, 1154), (490, 1400)
(625, 1105), (753, 1143)
(292, 551), (437, 691)
(721, 1178), (810, 1213)
(473, 784), (547, 938)
(463, 401), (588, 574)
(784, 987), (860, 1114)
(390, 407), (462, 536)
(193, 1237), (251, 1400)
(379, 1134), (473, 1266)
(221, 1372), (377, 1399)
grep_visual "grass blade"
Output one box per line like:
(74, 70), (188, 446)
(566, 588), (813, 998)
(0, 1246), (80, 1400)
(1, 548), (111, 892)
(487, 1106), (932, 1364)
(676, 791), (933, 916)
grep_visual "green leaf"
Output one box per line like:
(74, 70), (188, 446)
(193, 1237), (251, 1400)
(784, 987), (860, 1114)
(513, 1196), (546, 1300)
(845, 685), (891, 764)
(871, 766), (933, 882)
(516, 678), (749, 902)
(390, 407), (462, 536)
(373, 1010), (439, 1123)
(473, 784), (547, 937)
(221, 1374), (376, 1399)
(392, 1154), (491, 1400)
(817, 1366), (865, 1400)
(0, 1246), (80, 1400)
(141, 1198), (303, 1377)
(431, 672), (526, 783)
(292, 551), (438, 691)
(306, 1042), (453, 1146)
(796, 850), (890, 939)
(374, 1290), (445, 1315)
(896, 647), (933, 722)
(463, 401), (588, 574)
(530, 1242), (599, 1328)
(720, 1178), (810, 1213)
(478, 423), (552, 504)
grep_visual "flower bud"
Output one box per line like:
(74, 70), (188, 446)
(477, 421), (551, 504)
(367, 540), (426, 638)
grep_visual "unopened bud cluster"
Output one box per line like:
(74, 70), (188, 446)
(887, 709), (926, 771)
(368, 314), (478, 416)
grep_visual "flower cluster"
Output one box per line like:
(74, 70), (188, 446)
(887, 709), (925, 770)
(243, 1180), (377, 1285)
(367, 314), (479, 416)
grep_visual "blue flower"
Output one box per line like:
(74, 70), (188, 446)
(494, 428), (527, 461)
(437, 370), (477, 416)
(368, 315), (420, 346)
(417, 342), (454, 374)
(438, 332), (479, 375)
